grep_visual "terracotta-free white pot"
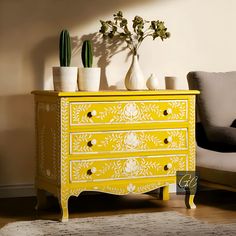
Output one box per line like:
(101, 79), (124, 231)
(52, 67), (78, 92)
(78, 67), (101, 91)
(146, 74), (159, 90)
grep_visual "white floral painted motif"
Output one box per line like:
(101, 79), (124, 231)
(124, 132), (140, 149)
(127, 183), (136, 193)
(124, 158), (139, 173)
(124, 103), (140, 120)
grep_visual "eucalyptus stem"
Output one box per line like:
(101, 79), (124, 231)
(99, 11), (170, 55)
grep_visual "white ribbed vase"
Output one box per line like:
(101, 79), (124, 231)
(125, 54), (146, 90)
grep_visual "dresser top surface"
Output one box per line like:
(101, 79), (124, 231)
(32, 90), (200, 97)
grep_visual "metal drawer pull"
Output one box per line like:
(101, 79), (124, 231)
(164, 136), (172, 144)
(88, 139), (97, 147)
(87, 110), (97, 118)
(163, 108), (172, 116)
(164, 163), (172, 171)
(87, 167), (97, 175)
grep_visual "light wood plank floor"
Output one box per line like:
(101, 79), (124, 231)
(0, 190), (235, 228)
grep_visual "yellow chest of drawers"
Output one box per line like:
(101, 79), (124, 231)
(32, 90), (199, 221)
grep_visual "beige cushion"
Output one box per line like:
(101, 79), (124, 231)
(197, 146), (236, 172)
(196, 146), (236, 188)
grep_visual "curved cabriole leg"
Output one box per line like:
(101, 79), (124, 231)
(59, 197), (69, 222)
(185, 193), (196, 209)
(160, 185), (169, 201)
(35, 189), (47, 210)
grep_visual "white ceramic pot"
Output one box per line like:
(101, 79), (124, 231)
(53, 67), (78, 92)
(125, 54), (146, 90)
(78, 67), (101, 91)
(146, 74), (159, 90)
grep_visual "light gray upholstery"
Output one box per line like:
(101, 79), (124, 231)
(187, 71), (236, 149)
(187, 71), (236, 127)
(187, 71), (236, 191)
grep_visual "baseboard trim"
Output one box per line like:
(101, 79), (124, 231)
(0, 183), (176, 199)
(0, 184), (36, 198)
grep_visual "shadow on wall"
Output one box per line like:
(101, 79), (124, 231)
(31, 37), (58, 89)
(0, 95), (35, 185)
(32, 33), (129, 90)
(25, 0), (157, 90)
(72, 34), (130, 90)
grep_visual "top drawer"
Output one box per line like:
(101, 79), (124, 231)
(69, 100), (188, 126)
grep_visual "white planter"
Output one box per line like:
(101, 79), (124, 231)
(52, 67), (78, 92)
(125, 54), (146, 90)
(146, 74), (159, 90)
(78, 68), (101, 91)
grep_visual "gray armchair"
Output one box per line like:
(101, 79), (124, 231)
(187, 71), (236, 191)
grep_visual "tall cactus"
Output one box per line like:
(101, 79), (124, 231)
(81, 40), (93, 67)
(59, 29), (71, 67)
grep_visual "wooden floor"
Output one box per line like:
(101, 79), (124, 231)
(0, 190), (235, 228)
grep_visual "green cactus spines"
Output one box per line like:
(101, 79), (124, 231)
(81, 40), (93, 68)
(59, 29), (71, 67)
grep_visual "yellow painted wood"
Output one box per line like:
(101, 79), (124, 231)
(160, 186), (170, 201)
(32, 90), (200, 97)
(70, 129), (188, 155)
(69, 99), (188, 126)
(185, 193), (196, 209)
(70, 155), (187, 183)
(33, 90), (198, 221)
(35, 189), (47, 210)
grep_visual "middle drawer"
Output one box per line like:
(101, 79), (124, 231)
(70, 128), (188, 155)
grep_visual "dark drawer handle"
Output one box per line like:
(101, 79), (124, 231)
(87, 167), (96, 175)
(87, 110), (97, 118)
(87, 139), (97, 147)
(164, 163), (172, 171)
(164, 136), (172, 144)
(163, 108), (172, 116)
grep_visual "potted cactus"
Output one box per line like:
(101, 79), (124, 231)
(78, 40), (101, 91)
(52, 29), (78, 91)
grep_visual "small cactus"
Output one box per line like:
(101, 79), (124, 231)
(59, 29), (71, 67)
(81, 40), (93, 67)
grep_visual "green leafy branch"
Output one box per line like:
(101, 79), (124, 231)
(99, 11), (170, 55)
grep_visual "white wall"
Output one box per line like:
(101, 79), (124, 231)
(1, 0), (236, 195)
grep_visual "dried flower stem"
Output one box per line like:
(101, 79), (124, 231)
(99, 11), (170, 55)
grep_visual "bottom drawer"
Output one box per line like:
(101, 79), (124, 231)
(69, 154), (187, 183)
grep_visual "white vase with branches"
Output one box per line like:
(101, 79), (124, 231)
(99, 11), (170, 90)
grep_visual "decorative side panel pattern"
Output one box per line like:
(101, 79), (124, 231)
(70, 100), (188, 126)
(37, 102), (59, 181)
(61, 98), (70, 188)
(70, 128), (188, 154)
(188, 96), (196, 170)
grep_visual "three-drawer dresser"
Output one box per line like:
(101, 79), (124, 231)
(32, 90), (199, 221)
